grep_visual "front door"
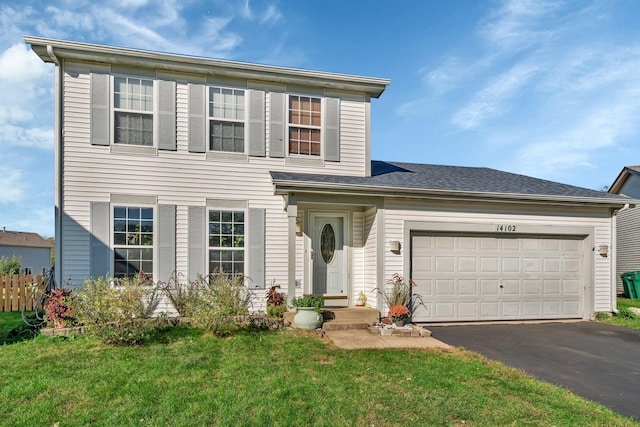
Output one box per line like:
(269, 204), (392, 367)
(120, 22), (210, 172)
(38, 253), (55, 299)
(312, 215), (346, 297)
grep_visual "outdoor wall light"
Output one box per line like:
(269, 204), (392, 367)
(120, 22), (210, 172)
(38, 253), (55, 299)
(295, 218), (303, 236)
(390, 240), (401, 254)
(598, 244), (609, 257)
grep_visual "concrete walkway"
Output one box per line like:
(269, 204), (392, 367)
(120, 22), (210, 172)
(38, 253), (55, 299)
(324, 329), (451, 350)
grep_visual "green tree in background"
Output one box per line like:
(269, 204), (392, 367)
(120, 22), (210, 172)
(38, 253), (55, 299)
(0, 255), (22, 275)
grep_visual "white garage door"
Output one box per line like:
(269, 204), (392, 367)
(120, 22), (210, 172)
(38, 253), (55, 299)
(410, 233), (584, 322)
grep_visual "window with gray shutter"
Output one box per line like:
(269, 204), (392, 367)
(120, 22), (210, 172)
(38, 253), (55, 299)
(90, 202), (110, 277)
(158, 80), (177, 151)
(188, 206), (206, 281)
(90, 73), (110, 146)
(324, 98), (340, 161)
(248, 89), (266, 156)
(188, 84), (206, 153)
(269, 92), (285, 158)
(158, 204), (176, 282)
(248, 208), (265, 289)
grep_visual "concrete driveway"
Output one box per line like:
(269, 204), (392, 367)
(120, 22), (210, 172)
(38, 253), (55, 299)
(429, 322), (640, 421)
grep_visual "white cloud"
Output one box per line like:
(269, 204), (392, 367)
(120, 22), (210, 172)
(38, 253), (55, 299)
(0, 43), (49, 82)
(0, 124), (53, 149)
(479, 0), (562, 52)
(0, 169), (26, 203)
(452, 62), (539, 129)
(261, 4), (282, 24)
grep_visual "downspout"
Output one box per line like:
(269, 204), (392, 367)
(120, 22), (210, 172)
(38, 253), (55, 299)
(47, 45), (63, 287)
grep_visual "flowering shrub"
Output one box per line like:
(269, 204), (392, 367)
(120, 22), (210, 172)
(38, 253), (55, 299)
(44, 288), (77, 328)
(388, 304), (411, 322)
(266, 284), (286, 319)
(374, 273), (414, 308)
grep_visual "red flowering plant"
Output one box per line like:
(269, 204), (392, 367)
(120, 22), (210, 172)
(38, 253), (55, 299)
(388, 304), (411, 322)
(43, 288), (77, 329)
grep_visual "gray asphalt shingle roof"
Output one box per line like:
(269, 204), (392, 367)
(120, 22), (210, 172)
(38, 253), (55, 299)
(271, 161), (630, 201)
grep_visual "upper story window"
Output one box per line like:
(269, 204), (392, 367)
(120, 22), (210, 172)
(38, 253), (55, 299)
(113, 206), (154, 280)
(289, 95), (321, 156)
(209, 87), (245, 153)
(114, 77), (154, 146)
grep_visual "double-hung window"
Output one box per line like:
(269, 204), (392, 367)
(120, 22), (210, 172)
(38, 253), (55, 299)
(209, 87), (245, 153)
(208, 210), (245, 277)
(113, 206), (154, 279)
(289, 95), (321, 156)
(114, 77), (154, 146)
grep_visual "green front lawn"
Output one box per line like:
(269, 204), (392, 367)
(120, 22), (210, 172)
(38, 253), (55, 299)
(0, 324), (635, 426)
(598, 297), (640, 329)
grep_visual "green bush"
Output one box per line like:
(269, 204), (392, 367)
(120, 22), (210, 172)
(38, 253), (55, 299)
(289, 294), (324, 312)
(0, 254), (22, 275)
(75, 275), (160, 346)
(159, 273), (201, 317)
(187, 273), (253, 336)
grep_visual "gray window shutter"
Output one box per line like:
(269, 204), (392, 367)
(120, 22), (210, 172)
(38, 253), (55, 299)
(188, 83), (206, 153)
(158, 80), (177, 151)
(248, 208), (265, 289)
(269, 92), (285, 158)
(248, 89), (265, 156)
(90, 73), (110, 146)
(324, 98), (340, 162)
(158, 204), (176, 283)
(90, 202), (110, 277)
(188, 206), (206, 281)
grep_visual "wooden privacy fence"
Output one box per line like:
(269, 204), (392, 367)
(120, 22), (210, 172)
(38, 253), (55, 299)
(1, 274), (45, 312)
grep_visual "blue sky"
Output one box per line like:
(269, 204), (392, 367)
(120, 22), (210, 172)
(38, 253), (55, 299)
(1, 0), (639, 238)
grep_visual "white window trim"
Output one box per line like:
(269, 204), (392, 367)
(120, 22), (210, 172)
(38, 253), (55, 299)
(286, 94), (325, 158)
(206, 207), (247, 278)
(110, 74), (158, 148)
(206, 85), (248, 155)
(110, 203), (157, 280)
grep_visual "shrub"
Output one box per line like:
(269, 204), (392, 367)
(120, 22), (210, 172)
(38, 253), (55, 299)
(75, 275), (160, 346)
(289, 294), (324, 312)
(0, 254), (22, 276)
(159, 273), (201, 317)
(187, 273), (253, 337)
(266, 284), (286, 319)
(43, 288), (77, 328)
(374, 273), (413, 308)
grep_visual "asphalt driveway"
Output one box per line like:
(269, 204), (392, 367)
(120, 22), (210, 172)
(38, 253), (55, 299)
(429, 322), (640, 421)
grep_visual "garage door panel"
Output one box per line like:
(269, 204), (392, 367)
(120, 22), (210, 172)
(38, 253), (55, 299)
(411, 232), (584, 322)
(435, 279), (455, 296)
(459, 279), (477, 295)
(435, 257), (455, 273)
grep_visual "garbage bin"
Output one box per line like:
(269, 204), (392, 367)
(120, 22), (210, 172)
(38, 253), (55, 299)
(621, 271), (640, 299)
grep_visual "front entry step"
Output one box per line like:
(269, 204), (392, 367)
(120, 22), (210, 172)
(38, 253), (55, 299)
(284, 307), (380, 331)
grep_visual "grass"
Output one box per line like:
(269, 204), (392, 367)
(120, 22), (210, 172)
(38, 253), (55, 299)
(0, 319), (636, 426)
(597, 297), (640, 329)
(0, 311), (39, 344)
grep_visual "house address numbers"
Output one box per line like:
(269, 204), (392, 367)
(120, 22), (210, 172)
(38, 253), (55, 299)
(496, 224), (517, 232)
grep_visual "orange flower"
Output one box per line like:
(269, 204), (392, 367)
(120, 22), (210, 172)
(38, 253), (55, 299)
(388, 304), (411, 321)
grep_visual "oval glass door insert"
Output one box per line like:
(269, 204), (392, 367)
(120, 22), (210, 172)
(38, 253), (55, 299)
(320, 223), (336, 264)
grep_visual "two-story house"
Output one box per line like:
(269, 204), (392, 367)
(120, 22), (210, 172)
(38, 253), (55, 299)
(26, 36), (634, 322)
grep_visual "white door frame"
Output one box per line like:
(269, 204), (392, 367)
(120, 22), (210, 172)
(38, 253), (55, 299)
(308, 211), (350, 300)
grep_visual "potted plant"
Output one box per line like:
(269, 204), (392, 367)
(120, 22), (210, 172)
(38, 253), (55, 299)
(374, 273), (415, 324)
(388, 304), (411, 327)
(289, 294), (324, 330)
(355, 290), (367, 307)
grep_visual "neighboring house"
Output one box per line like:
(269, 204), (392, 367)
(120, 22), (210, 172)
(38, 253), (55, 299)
(26, 36), (633, 322)
(0, 228), (53, 275)
(609, 166), (640, 294)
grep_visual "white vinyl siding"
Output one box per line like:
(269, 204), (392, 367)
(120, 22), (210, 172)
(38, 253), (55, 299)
(60, 62), (370, 286)
(363, 206), (378, 308)
(616, 208), (640, 292)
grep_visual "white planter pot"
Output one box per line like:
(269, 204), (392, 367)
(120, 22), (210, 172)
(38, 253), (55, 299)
(294, 307), (323, 330)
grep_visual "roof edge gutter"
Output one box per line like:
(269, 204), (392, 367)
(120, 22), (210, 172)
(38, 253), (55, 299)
(272, 180), (634, 208)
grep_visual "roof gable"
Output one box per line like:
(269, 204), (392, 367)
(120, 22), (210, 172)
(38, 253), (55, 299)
(0, 230), (53, 249)
(609, 166), (640, 197)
